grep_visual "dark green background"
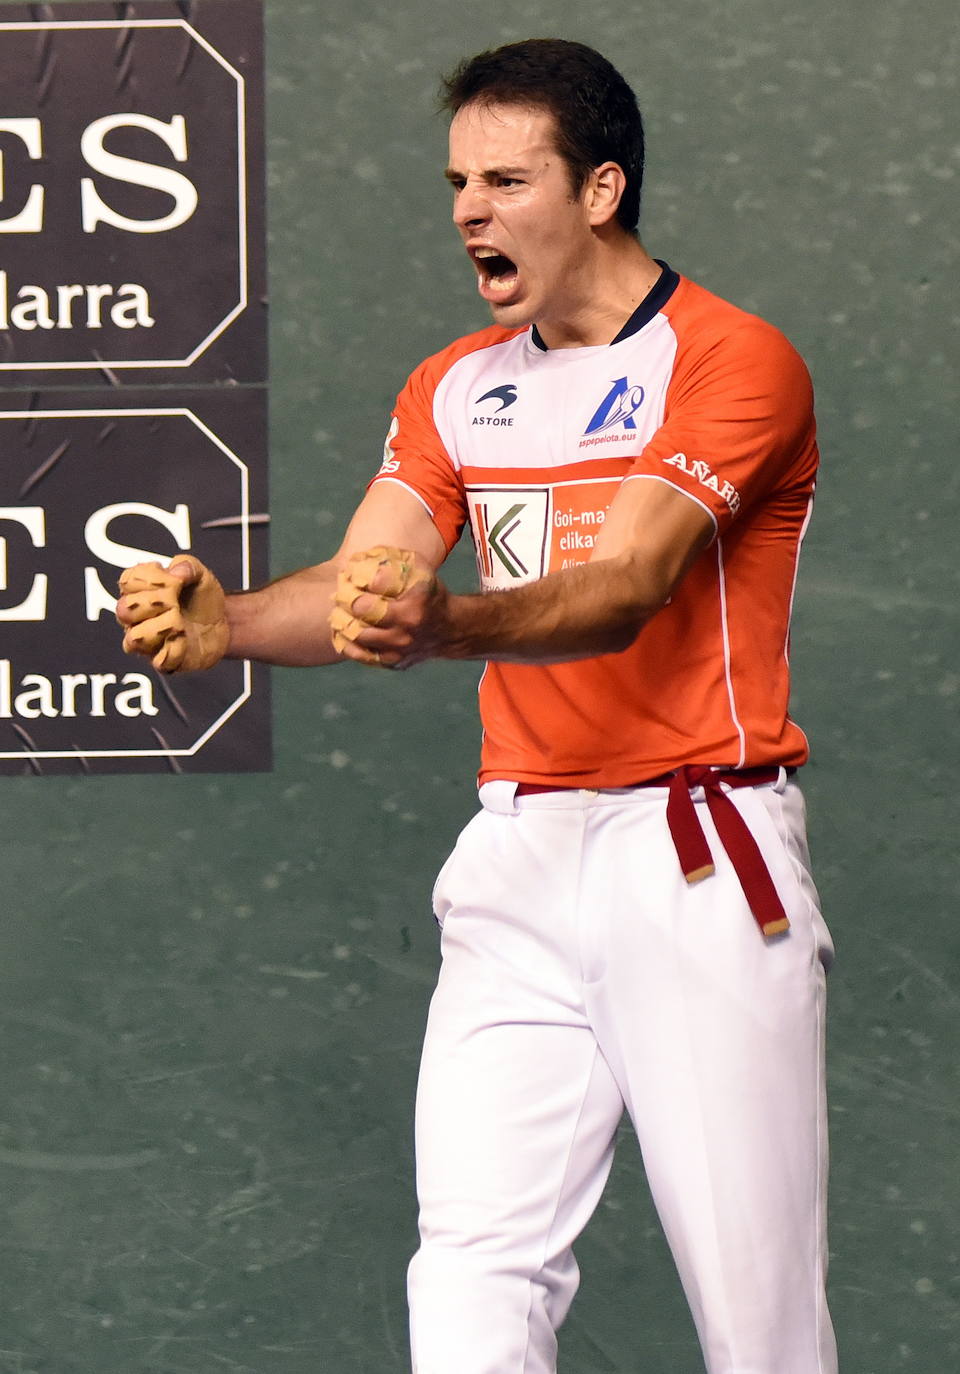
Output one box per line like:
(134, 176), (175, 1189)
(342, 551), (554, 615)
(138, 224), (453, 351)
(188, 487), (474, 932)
(0, 0), (957, 1368)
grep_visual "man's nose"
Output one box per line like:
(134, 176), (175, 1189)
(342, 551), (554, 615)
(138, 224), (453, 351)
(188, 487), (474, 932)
(453, 181), (491, 229)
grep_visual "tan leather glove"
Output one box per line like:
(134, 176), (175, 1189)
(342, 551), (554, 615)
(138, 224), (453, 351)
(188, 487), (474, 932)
(330, 546), (432, 658)
(117, 555), (229, 673)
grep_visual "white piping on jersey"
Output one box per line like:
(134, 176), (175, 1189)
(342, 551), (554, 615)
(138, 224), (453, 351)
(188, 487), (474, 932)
(545, 475), (622, 491)
(784, 492), (815, 668)
(477, 663), (488, 757)
(716, 537), (747, 769)
(782, 491), (815, 758)
(372, 475), (436, 520)
(621, 471), (720, 534)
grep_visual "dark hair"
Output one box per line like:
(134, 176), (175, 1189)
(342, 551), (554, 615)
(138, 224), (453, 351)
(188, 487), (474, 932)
(440, 38), (645, 233)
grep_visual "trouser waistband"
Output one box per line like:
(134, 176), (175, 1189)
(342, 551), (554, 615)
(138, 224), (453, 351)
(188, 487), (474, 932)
(509, 765), (792, 939)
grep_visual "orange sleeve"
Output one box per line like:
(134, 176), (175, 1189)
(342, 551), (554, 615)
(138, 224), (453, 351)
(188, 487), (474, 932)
(368, 352), (468, 553)
(626, 317), (817, 534)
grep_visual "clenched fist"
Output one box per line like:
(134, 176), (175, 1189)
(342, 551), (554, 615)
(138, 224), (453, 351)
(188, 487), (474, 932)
(116, 556), (229, 673)
(330, 545), (441, 669)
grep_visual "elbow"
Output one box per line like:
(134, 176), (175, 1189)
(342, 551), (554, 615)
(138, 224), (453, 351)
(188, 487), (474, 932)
(605, 608), (653, 655)
(608, 552), (676, 645)
(593, 595), (660, 656)
(601, 615), (643, 654)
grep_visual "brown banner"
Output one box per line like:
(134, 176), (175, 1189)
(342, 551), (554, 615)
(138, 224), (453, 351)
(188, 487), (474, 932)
(0, 1), (270, 772)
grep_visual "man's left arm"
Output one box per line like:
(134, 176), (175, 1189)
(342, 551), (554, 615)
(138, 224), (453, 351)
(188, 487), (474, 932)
(335, 476), (714, 668)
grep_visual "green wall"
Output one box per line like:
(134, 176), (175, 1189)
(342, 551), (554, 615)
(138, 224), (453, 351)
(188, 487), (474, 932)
(0, 0), (956, 1368)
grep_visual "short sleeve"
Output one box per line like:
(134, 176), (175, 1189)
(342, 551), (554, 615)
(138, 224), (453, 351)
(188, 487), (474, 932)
(626, 318), (818, 534)
(369, 353), (469, 553)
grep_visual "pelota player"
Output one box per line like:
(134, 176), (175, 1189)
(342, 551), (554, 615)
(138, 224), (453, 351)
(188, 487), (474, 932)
(117, 39), (837, 1374)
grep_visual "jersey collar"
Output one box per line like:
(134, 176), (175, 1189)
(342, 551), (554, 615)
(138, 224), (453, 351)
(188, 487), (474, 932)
(530, 260), (680, 352)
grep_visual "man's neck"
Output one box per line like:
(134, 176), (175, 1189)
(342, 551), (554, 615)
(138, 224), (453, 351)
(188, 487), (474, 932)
(535, 239), (663, 350)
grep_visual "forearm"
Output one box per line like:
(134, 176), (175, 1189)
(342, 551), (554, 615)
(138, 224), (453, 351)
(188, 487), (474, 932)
(225, 561), (343, 666)
(437, 551), (668, 664)
(336, 477), (715, 671)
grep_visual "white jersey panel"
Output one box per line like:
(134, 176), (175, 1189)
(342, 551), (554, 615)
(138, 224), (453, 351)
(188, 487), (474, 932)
(431, 314), (680, 474)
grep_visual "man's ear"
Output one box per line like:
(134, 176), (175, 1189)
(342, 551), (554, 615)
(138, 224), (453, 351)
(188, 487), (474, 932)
(585, 162), (627, 227)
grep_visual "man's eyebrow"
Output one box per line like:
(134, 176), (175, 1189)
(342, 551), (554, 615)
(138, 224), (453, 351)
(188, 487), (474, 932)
(443, 165), (532, 182)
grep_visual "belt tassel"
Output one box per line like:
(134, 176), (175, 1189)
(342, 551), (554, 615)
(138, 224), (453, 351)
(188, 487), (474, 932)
(666, 765), (790, 938)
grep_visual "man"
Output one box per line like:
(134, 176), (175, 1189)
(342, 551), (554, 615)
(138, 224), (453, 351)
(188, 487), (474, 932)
(117, 39), (837, 1374)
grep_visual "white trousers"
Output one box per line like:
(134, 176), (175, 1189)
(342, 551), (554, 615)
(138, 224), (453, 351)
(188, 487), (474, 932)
(408, 777), (837, 1374)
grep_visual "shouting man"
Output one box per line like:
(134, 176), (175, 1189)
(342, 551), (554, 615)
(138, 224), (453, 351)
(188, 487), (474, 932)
(117, 39), (837, 1374)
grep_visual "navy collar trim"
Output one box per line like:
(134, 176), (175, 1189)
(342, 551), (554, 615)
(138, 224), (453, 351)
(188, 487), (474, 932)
(530, 260), (680, 352)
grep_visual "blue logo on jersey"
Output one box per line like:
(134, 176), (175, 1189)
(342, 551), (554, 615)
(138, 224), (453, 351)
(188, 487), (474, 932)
(476, 384), (518, 412)
(584, 377), (645, 435)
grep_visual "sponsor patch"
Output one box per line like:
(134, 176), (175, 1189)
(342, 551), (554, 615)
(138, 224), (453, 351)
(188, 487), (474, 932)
(466, 478), (620, 587)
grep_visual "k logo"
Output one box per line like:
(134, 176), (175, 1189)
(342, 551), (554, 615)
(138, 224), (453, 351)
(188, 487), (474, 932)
(466, 487), (550, 588)
(485, 502), (527, 576)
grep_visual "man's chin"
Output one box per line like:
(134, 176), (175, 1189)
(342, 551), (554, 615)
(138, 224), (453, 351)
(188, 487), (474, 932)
(486, 295), (536, 330)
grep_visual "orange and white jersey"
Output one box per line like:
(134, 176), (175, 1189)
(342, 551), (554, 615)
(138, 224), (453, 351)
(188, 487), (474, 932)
(370, 265), (818, 787)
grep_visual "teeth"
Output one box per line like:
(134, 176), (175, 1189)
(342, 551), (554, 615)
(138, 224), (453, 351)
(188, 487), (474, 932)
(477, 271), (516, 295)
(474, 247), (499, 258)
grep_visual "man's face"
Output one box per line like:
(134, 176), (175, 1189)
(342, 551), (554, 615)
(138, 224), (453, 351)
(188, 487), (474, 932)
(446, 101), (597, 338)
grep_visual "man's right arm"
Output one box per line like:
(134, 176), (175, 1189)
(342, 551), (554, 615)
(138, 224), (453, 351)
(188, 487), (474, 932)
(222, 559), (342, 666)
(117, 481), (448, 672)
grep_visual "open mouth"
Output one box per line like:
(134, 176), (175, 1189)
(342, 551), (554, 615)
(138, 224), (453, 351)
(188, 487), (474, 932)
(473, 245), (519, 296)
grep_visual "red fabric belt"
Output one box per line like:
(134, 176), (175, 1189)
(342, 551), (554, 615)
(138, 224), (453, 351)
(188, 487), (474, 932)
(514, 764), (790, 939)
